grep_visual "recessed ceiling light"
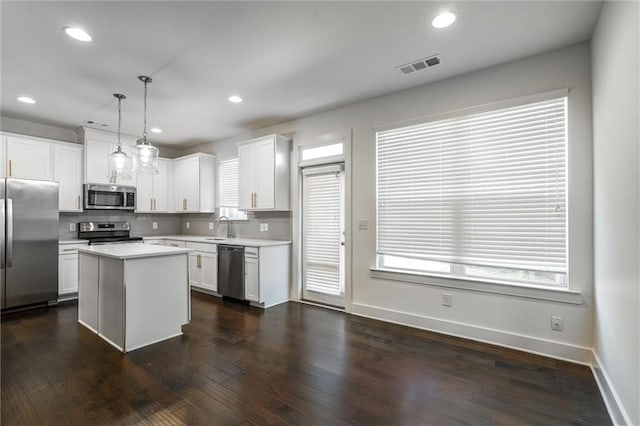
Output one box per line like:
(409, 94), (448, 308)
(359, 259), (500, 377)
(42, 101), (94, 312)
(432, 12), (456, 29)
(150, 127), (163, 134)
(63, 27), (92, 42)
(228, 95), (243, 103)
(17, 96), (36, 104)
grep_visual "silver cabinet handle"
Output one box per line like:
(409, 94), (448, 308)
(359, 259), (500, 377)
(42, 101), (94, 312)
(77, 195), (81, 210)
(0, 198), (4, 269)
(197, 254), (202, 268)
(150, 198), (153, 210)
(7, 199), (13, 268)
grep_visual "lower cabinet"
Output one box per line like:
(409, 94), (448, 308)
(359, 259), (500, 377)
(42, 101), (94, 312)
(243, 245), (290, 308)
(58, 243), (88, 300)
(187, 242), (218, 293)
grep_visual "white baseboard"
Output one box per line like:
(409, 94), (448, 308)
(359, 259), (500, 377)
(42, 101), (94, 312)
(350, 302), (593, 364)
(591, 352), (632, 426)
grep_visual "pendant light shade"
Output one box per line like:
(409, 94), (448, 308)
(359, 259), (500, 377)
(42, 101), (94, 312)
(107, 93), (133, 182)
(134, 75), (159, 174)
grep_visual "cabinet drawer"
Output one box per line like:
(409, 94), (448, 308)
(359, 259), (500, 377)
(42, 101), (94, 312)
(245, 247), (258, 259)
(58, 244), (88, 255)
(165, 240), (186, 248)
(186, 242), (217, 254)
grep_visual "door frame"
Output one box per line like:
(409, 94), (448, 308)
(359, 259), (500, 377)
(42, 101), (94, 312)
(291, 130), (352, 312)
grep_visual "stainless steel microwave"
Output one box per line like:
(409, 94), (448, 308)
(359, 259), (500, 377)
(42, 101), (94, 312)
(84, 184), (136, 210)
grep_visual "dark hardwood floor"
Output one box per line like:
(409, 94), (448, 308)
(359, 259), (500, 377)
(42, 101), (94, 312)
(2, 292), (610, 425)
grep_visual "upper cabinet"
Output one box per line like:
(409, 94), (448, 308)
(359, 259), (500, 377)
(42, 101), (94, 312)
(80, 127), (137, 186)
(136, 158), (172, 213)
(238, 134), (291, 211)
(54, 143), (83, 212)
(173, 153), (216, 213)
(5, 135), (53, 180)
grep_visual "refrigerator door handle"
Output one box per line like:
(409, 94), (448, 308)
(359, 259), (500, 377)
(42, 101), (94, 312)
(6, 198), (13, 268)
(1, 198), (4, 269)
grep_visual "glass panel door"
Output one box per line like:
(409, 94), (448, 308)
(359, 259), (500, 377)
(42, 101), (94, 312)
(302, 164), (345, 307)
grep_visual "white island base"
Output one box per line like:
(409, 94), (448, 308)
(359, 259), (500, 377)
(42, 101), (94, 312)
(77, 244), (191, 352)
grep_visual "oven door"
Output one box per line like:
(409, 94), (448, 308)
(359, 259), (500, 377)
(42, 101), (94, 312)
(84, 184), (136, 210)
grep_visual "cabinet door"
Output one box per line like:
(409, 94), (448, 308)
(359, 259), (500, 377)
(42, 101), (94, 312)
(59, 253), (79, 295)
(188, 252), (202, 288)
(238, 144), (256, 210)
(6, 136), (52, 180)
(153, 158), (169, 212)
(174, 157), (200, 212)
(255, 139), (275, 209)
(245, 258), (259, 302)
(136, 172), (154, 212)
(201, 252), (217, 292)
(84, 139), (111, 184)
(54, 144), (82, 211)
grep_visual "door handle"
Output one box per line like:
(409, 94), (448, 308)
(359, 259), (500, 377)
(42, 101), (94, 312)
(77, 195), (81, 210)
(197, 254), (202, 268)
(7, 199), (13, 268)
(254, 192), (257, 208)
(150, 198), (153, 210)
(153, 198), (157, 211)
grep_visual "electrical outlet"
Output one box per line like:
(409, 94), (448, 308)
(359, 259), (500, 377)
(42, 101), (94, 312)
(186, 222), (190, 229)
(442, 293), (452, 307)
(260, 223), (269, 232)
(358, 220), (368, 230)
(551, 316), (564, 331)
(208, 222), (214, 230)
(152, 222), (158, 230)
(69, 223), (76, 232)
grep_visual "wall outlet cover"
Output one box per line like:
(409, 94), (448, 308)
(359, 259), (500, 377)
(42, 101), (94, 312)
(551, 316), (564, 331)
(442, 293), (452, 307)
(209, 222), (214, 230)
(69, 223), (76, 232)
(186, 222), (190, 229)
(152, 222), (158, 230)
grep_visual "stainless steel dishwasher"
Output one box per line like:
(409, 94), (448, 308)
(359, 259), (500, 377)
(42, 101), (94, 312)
(217, 245), (245, 300)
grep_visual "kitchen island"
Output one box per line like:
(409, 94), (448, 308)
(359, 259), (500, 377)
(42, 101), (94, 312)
(76, 243), (192, 352)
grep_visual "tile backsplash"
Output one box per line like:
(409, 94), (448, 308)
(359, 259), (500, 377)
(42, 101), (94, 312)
(59, 210), (292, 241)
(59, 212), (181, 240)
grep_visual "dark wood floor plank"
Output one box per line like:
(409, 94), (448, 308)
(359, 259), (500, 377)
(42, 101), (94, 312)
(1, 291), (611, 425)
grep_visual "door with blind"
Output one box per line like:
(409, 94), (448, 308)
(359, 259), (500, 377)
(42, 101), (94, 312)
(302, 164), (345, 307)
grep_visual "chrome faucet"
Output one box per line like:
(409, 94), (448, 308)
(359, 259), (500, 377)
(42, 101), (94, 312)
(216, 216), (233, 238)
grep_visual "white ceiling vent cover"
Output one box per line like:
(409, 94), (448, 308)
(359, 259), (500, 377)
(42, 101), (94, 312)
(397, 55), (440, 75)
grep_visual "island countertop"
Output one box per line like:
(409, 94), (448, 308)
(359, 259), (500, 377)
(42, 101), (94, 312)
(76, 243), (192, 260)
(143, 235), (291, 247)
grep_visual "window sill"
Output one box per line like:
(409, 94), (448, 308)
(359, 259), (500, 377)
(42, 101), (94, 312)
(369, 268), (583, 305)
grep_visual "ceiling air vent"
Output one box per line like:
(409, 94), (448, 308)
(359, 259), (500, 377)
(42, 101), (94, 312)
(396, 54), (440, 75)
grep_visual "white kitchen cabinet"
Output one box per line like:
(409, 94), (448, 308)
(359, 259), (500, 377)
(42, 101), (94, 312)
(80, 127), (137, 186)
(136, 158), (171, 212)
(58, 242), (88, 300)
(173, 153), (216, 213)
(187, 242), (218, 293)
(244, 249), (259, 302)
(166, 240), (186, 248)
(243, 245), (290, 307)
(237, 134), (290, 211)
(6, 135), (53, 180)
(54, 143), (83, 211)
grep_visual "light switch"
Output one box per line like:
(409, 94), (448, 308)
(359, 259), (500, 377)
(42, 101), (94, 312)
(358, 220), (368, 231)
(260, 223), (269, 232)
(152, 222), (158, 230)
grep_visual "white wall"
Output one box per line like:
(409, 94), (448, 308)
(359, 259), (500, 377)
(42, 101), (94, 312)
(591, 2), (640, 424)
(187, 43), (595, 362)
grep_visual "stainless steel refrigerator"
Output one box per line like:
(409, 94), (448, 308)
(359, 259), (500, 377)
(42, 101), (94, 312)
(1, 178), (59, 310)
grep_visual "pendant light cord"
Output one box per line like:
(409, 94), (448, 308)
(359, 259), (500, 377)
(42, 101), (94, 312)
(143, 79), (148, 144)
(117, 95), (123, 151)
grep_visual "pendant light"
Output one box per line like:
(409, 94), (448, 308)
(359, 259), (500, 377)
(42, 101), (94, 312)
(107, 93), (133, 182)
(134, 75), (159, 174)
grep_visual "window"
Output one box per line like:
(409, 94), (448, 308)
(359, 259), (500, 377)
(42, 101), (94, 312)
(376, 96), (567, 288)
(218, 157), (247, 220)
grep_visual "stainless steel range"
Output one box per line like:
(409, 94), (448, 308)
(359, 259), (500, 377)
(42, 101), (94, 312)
(78, 221), (143, 245)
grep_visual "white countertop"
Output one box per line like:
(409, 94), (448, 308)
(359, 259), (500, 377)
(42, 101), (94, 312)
(77, 243), (192, 260)
(144, 235), (291, 247)
(59, 239), (89, 245)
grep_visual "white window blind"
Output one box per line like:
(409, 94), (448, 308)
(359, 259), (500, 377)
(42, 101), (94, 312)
(219, 158), (239, 207)
(376, 96), (567, 287)
(302, 165), (344, 296)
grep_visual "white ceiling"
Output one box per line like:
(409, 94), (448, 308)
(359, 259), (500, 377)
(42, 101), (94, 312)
(1, 1), (602, 148)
